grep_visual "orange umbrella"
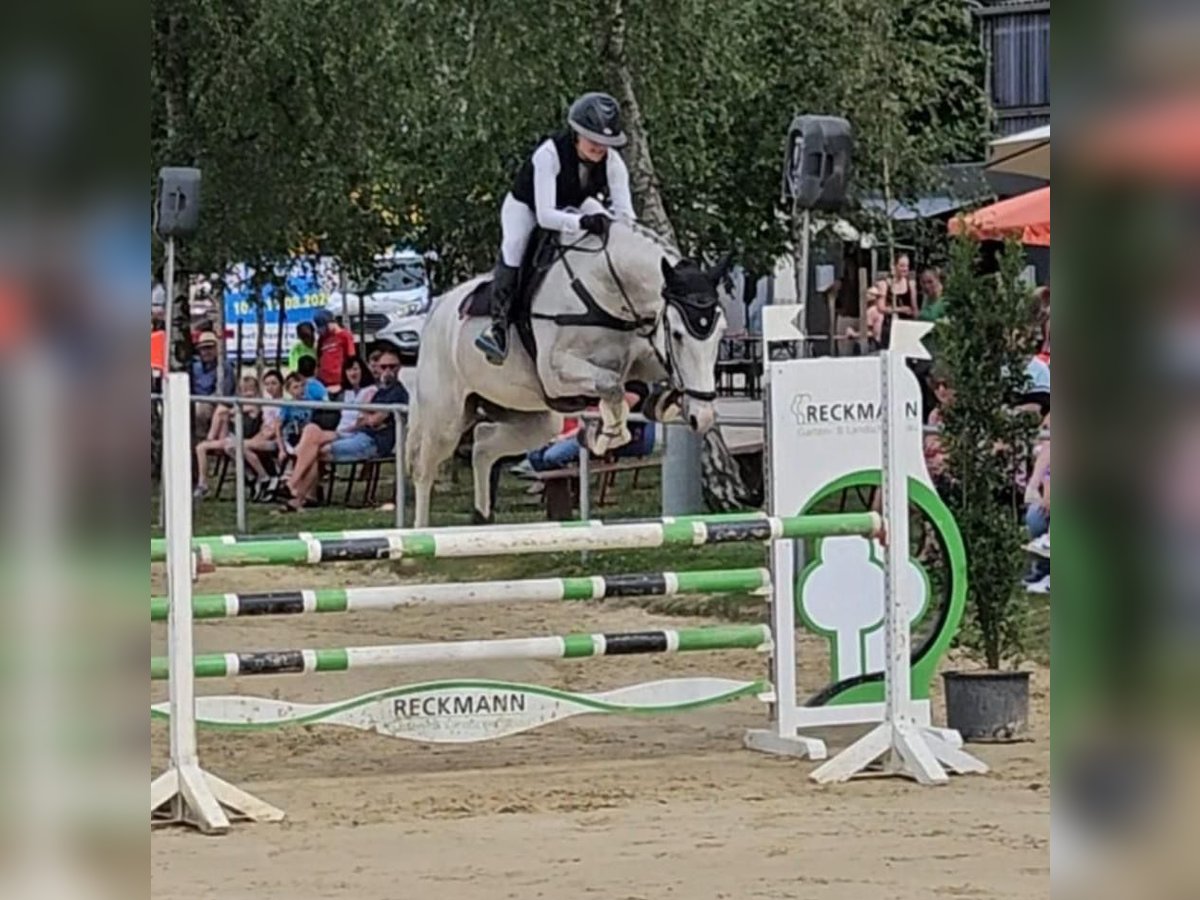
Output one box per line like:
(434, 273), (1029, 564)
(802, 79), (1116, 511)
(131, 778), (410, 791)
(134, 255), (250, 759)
(949, 186), (1050, 246)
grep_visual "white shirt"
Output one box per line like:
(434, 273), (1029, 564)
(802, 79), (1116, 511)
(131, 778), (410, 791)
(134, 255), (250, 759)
(529, 139), (636, 233)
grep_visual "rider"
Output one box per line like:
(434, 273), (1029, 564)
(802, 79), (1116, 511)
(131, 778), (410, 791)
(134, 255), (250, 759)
(475, 91), (637, 364)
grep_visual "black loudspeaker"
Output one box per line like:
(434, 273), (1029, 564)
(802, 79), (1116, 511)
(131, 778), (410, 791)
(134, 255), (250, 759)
(782, 116), (852, 211)
(156, 167), (202, 238)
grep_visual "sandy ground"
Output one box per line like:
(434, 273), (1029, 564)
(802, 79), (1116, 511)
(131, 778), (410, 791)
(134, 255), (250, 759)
(151, 563), (1049, 900)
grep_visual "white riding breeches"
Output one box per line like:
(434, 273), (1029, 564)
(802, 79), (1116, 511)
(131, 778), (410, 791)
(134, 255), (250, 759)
(500, 194), (536, 268)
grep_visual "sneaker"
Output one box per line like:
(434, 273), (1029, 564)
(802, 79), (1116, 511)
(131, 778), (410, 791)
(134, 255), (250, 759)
(509, 459), (535, 478)
(1026, 575), (1050, 595)
(192, 483), (209, 500)
(1026, 533), (1051, 558)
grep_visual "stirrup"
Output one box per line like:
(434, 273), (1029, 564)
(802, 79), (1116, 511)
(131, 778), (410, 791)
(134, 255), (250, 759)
(475, 328), (508, 365)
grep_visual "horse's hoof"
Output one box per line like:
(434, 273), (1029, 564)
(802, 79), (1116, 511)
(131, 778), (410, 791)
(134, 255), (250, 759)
(471, 509), (494, 525)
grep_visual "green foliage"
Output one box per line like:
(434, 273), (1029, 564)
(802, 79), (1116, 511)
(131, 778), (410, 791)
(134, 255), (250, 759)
(937, 237), (1042, 669)
(151, 0), (990, 283)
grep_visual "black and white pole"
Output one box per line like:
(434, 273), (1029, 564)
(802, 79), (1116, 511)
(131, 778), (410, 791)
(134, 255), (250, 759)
(150, 374), (283, 832)
(809, 346), (989, 784)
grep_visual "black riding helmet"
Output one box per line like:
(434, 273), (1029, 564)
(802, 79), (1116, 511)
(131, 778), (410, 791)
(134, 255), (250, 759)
(567, 92), (628, 147)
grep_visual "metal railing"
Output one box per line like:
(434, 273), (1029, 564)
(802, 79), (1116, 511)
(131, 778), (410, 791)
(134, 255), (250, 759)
(152, 388), (1040, 536)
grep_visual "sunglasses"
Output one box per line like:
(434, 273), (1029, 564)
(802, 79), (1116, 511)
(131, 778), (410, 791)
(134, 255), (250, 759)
(377, 362), (400, 371)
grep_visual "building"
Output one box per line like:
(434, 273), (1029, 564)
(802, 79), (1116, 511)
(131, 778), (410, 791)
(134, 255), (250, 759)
(977, 1), (1051, 136)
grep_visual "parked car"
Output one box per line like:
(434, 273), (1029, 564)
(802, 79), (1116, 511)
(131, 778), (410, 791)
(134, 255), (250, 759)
(326, 249), (431, 344)
(373, 312), (427, 365)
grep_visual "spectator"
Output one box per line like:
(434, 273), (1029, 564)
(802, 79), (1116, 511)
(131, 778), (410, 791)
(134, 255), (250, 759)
(845, 284), (888, 351)
(923, 373), (954, 488)
(1023, 433), (1051, 594)
(278, 355), (330, 456)
(918, 268), (948, 322)
(314, 308), (356, 397)
(236, 368), (285, 500)
(279, 347), (409, 511)
(367, 348), (384, 381)
(888, 255), (919, 319)
(275, 356), (379, 498)
(288, 321), (318, 371)
(192, 375), (261, 499)
(189, 331), (237, 436)
(510, 386), (656, 475)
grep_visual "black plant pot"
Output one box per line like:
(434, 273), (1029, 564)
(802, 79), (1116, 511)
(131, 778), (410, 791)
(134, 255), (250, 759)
(942, 670), (1030, 742)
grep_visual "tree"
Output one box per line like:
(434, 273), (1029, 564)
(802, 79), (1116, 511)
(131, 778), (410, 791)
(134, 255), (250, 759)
(937, 237), (1042, 669)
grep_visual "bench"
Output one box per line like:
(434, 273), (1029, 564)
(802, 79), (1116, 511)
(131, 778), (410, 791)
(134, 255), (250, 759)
(517, 456), (660, 520)
(213, 454), (395, 508)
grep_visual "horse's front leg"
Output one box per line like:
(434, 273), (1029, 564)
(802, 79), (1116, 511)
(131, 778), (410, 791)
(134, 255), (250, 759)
(541, 352), (631, 455)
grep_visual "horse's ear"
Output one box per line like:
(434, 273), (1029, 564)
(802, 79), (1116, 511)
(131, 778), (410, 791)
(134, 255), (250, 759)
(660, 257), (677, 286)
(707, 252), (733, 286)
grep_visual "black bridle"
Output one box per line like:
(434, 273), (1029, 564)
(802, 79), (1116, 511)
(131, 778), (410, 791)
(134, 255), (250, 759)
(548, 228), (721, 404)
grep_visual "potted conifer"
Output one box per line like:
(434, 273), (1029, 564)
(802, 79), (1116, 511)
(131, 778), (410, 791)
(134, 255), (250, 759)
(935, 235), (1043, 740)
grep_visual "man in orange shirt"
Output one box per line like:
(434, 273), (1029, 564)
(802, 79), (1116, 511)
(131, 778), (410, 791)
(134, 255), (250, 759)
(312, 309), (356, 397)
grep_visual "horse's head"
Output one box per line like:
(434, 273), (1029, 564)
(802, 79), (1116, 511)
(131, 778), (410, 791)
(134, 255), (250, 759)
(649, 255), (731, 434)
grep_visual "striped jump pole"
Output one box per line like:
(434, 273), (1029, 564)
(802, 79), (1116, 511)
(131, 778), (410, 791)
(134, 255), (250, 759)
(150, 567), (772, 621)
(191, 512), (882, 568)
(150, 624), (773, 680)
(149, 512), (772, 562)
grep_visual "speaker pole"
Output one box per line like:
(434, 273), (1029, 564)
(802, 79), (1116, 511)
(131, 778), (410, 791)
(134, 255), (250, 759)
(163, 236), (177, 373)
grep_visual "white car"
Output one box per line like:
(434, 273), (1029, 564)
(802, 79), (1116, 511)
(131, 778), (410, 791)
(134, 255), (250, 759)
(325, 250), (432, 347)
(374, 313), (427, 365)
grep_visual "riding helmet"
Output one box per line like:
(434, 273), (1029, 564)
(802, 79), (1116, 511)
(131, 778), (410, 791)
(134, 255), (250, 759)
(567, 92), (628, 147)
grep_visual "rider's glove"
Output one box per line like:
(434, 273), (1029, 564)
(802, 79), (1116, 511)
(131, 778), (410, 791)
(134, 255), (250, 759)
(579, 213), (611, 236)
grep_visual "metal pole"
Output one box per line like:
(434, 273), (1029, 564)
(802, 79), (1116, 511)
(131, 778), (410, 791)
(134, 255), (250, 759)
(163, 237), (176, 366)
(233, 398), (246, 534)
(795, 209), (811, 355)
(160, 236), (176, 533)
(394, 411), (406, 528)
(578, 436), (590, 522)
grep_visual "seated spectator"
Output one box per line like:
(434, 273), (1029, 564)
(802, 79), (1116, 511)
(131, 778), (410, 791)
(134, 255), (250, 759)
(367, 347), (384, 381)
(1023, 431), (1051, 594)
(1014, 353), (1051, 418)
(234, 368), (285, 500)
(278, 356), (330, 457)
(193, 375), (261, 499)
(278, 347), (408, 511)
(288, 321), (318, 371)
(314, 309), (356, 398)
(923, 373), (954, 487)
(273, 355), (379, 502)
(510, 386), (656, 476)
(844, 284), (888, 351)
(189, 331), (237, 436)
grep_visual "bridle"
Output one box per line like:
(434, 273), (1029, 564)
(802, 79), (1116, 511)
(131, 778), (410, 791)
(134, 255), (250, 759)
(551, 228), (721, 404)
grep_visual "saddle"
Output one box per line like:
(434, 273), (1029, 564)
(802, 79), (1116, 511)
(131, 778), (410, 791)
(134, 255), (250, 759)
(458, 228), (642, 413)
(458, 228), (560, 326)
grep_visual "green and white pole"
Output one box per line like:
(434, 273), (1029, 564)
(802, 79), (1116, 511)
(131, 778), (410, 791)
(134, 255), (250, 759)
(150, 567), (772, 621)
(149, 512), (773, 562)
(150, 624), (773, 680)
(190, 513), (882, 568)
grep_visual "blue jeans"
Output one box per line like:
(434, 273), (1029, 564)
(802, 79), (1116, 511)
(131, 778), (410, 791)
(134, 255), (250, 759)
(1025, 503), (1050, 578)
(527, 424), (656, 471)
(328, 431), (379, 462)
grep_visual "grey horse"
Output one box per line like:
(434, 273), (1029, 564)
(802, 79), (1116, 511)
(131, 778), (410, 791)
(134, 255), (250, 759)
(407, 208), (729, 527)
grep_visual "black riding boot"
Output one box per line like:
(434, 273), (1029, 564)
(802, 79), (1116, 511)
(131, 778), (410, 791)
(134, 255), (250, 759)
(474, 264), (519, 365)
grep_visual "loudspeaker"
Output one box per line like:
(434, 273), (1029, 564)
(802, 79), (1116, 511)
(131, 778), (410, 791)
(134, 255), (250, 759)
(156, 167), (202, 238)
(781, 116), (852, 211)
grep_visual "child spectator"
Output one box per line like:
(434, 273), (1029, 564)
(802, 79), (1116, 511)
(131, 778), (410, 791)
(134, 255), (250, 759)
(192, 375), (261, 499)
(236, 368), (285, 500)
(288, 321), (318, 371)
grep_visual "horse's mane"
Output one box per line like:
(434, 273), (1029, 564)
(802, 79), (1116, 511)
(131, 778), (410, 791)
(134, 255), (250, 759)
(622, 220), (681, 262)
